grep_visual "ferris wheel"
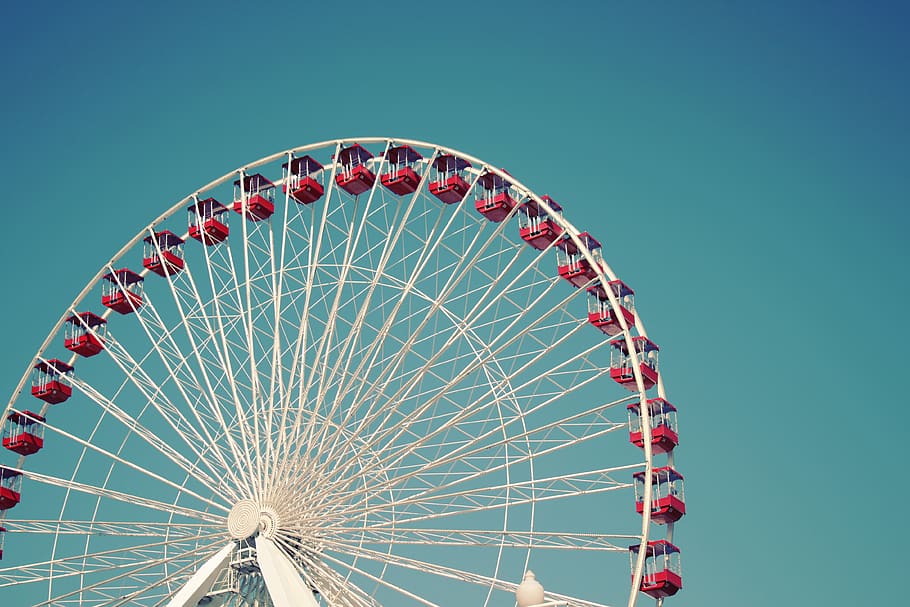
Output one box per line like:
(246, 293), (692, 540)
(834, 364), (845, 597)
(0, 138), (685, 607)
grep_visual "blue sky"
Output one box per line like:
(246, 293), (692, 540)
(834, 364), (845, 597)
(1, 1), (908, 606)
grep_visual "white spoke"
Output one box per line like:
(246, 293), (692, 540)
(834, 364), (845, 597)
(328, 528), (637, 552)
(3, 465), (221, 523)
(1, 519), (219, 536)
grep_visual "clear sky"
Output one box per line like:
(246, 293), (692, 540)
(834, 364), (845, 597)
(1, 1), (908, 606)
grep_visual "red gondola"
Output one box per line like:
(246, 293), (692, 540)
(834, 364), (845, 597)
(233, 173), (275, 221)
(556, 232), (601, 287)
(609, 336), (659, 391)
(335, 144), (376, 195)
(102, 269), (144, 315)
(143, 231), (185, 277)
(587, 280), (635, 336)
(429, 155), (472, 204)
(519, 195), (564, 250)
(0, 468), (22, 511)
(633, 466), (686, 524)
(475, 171), (516, 222)
(188, 198), (229, 245)
(31, 359), (73, 404)
(627, 398), (678, 454)
(64, 312), (107, 357)
(381, 145), (423, 196)
(282, 155), (325, 205)
(629, 540), (682, 599)
(3, 410), (45, 456)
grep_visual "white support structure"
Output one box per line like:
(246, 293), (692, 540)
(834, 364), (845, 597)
(0, 137), (677, 607)
(166, 542), (235, 607)
(255, 535), (320, 607)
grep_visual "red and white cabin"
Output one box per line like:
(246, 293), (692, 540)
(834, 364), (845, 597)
(3, 410), (45, 456)
(633, 466), (686, 524)
(233, 173), (275, 221)
(282, 155), (324, 205)
(556, 232), (602, 287)
(381, 145), (423, 196)
(65, 311), (107, 357)
(31, 359), (73, 405)
(609, 336), (659, 391)
(0, 467), (22, 511)
(630, 540), (682, 599)
(102, 268), (144, 315)
(519, 195), (564, 250)
(188, 198), (229, 245)
(627, 398), (678, 454)
(335, 144), (376, 196)
(475, 171), (517, 222)
(143, 231), (185, 277)
(429, 155), (471, 204)
(587, 280), (635, 336)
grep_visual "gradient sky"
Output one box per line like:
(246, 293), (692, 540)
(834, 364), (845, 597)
(1, 2), (908, 606)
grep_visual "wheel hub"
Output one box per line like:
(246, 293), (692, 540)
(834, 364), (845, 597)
(227, 499), (281, 540)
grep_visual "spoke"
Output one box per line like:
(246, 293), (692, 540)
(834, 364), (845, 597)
(264, 164), (294, 500)
(325, 528), (636, 552)
(0, 519), (219, 537)
(4, 465), (222, 523)
(277, 142), (341, 468)
(237, 170), (267, 502)
(194, 207), (260, 499)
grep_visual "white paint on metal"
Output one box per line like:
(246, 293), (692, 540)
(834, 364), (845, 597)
(165, 542), (235, 607)
(255, 535), (320, 607)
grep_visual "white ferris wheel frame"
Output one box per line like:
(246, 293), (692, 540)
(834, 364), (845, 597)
(0, 137), (675, 607)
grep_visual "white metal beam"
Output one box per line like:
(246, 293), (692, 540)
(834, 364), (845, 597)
(256, 536), (319, 607)
(165, 541), (234, 607)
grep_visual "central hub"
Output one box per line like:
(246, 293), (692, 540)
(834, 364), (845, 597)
(258, 505), (280, 539)
(228, 500), (281, 540)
